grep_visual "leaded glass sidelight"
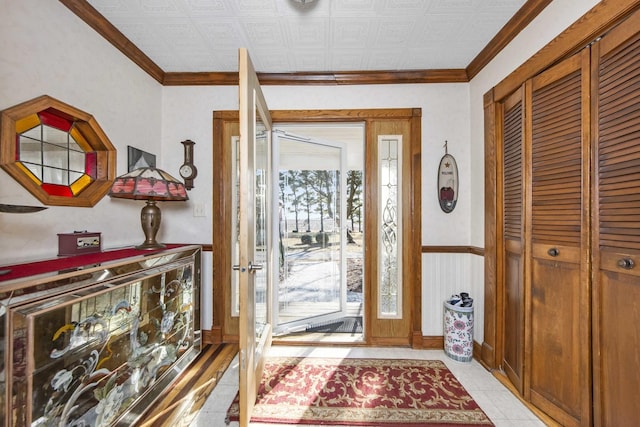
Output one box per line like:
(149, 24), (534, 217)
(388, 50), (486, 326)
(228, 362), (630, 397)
(378, 135), (402, 318)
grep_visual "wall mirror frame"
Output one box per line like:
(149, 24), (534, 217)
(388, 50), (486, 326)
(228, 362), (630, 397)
(0, 95), (116, 207)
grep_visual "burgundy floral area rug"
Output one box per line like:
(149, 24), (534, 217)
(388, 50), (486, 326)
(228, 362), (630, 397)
(226, 357), (494, 426)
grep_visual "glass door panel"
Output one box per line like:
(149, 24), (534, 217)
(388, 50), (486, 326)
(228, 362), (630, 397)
(272, 131), (347, 334)
(254, 129), (269, 342)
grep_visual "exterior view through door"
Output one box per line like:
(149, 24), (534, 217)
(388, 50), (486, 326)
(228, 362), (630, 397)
(272, 129), (364, 336)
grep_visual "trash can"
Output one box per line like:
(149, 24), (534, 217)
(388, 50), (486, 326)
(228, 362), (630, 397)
(443, 298), (474, 362)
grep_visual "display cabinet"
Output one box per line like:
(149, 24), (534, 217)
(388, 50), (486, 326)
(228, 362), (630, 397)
(0, 245), (201, 426)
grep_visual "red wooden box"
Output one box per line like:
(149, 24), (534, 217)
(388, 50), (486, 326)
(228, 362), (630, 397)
(57, 231), (101, 256)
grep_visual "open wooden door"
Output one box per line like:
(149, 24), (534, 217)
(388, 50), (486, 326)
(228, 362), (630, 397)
(237, 47), (273, 427)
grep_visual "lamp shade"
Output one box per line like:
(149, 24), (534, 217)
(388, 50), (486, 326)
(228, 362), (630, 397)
(108, 167), (188, 249)
(109, 167), (188, 201)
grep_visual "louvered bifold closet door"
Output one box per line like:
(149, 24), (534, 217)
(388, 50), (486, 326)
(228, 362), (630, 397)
(501, 88), (525, 395)
(593, 10), (640, 426)
(527, 49), (591, 427)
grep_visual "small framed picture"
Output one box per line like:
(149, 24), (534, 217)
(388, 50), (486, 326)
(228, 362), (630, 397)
(127, 146), (156, 172)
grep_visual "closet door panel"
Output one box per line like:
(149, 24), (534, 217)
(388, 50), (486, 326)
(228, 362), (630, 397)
(502, 89), (525, 394)
(503, 240), (524, 392)
(594, 11), (640, 425)
(528, 49), (590, 427)
(597, 271), (640, 426)
(529, 257), (582, 414)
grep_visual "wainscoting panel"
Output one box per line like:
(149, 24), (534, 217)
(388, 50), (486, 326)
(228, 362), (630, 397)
(421, 253), (485, 343)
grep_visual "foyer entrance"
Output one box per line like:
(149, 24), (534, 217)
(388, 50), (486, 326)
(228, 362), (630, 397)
(211, 106), (422, 350)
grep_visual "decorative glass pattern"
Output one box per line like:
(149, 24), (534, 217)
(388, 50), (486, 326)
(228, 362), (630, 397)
(231, 136), (240, 317)
(17, 109), (94, 196)
(254, 128), (269, 345)
(378, 136), (402, 318)
(5, 250), (200, 426)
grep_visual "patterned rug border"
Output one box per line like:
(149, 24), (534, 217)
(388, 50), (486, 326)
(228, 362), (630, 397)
(227, 357), (494, 427)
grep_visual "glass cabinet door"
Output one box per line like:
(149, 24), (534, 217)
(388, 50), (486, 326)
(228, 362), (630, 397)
(7, 256), (199, 426)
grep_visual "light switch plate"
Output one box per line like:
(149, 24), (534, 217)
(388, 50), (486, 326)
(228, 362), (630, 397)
(193, 203), (207, 217)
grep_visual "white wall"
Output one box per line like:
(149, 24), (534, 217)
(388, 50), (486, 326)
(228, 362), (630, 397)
(161, 83), (472, 245)
(0, 0), (162, 263)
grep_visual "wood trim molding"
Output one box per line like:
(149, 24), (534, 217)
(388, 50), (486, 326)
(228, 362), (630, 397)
(59, 0), (547, 86)
(422, 245), (484, 256)
(164, 69), (469, 86)
(494, 0), (640, 101)
(466, 0), (553, 79)
(201, 328), (218, 345)
(59, 0), (164, 84)
(213, 109), (421, 122)
(421, 336), (444, 349)
(483, 88), (498, 369)
(163, 72), (237, 86)
(212, 108), (422, 347)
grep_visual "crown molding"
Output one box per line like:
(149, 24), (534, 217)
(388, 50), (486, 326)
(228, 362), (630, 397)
(465, 0), (553, 80)
(60, 0), (548, 86)
(59, 0), (164, 84)
(494, 0), (640, 101)
(163, 69), (469, 86)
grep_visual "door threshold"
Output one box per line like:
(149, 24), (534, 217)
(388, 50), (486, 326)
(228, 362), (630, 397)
(274, 332), (365, 345)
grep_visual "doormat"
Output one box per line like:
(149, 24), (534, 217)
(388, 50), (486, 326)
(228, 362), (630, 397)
(305, 316), (363, 333)
(226, 357), (494, 426)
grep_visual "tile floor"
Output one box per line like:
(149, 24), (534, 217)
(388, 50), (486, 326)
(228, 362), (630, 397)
(189, 346), (546, 427)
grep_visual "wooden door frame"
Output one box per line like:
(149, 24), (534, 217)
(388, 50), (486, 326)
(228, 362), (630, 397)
(210, 108), (422, 348)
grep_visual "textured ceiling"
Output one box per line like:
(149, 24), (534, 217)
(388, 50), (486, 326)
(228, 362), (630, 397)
(85, 0), (527, 73)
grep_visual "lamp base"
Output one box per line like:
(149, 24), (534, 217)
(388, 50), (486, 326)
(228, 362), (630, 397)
(137, 200), (165, 250)
(136, 241), (166, 250)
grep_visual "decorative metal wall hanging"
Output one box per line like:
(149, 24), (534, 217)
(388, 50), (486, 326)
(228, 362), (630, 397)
(437, 141), (458, 213)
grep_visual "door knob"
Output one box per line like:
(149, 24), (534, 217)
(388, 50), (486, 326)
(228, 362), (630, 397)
(248, 262), (263, 273)
(547, 248), (559, 257)
(617, 258), (634, 270)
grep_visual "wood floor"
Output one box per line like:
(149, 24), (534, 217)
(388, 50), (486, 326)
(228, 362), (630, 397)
(136, 343), (239, 427)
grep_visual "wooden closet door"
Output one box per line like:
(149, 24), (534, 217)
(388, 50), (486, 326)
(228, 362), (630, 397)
(501, 88), (525, 394)
(592, 10), (640, 426)
(526, 49), (591, 427)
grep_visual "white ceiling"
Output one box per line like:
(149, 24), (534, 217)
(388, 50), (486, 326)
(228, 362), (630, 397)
(86, 0), (527, 73)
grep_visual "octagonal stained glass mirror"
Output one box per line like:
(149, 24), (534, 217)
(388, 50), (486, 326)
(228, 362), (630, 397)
(0, 95), (116, 207)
